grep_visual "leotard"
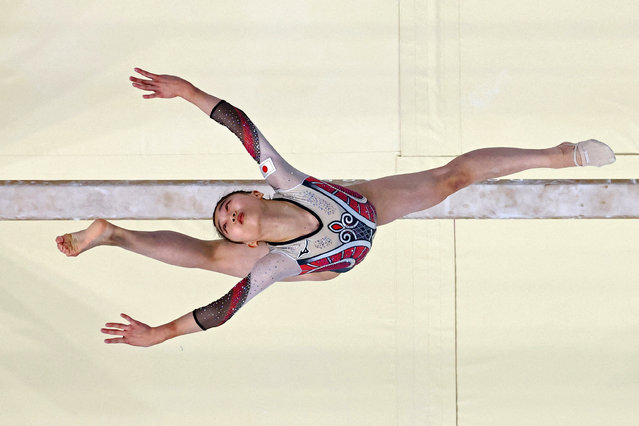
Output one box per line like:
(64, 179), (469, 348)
(193, 101), (377, 330)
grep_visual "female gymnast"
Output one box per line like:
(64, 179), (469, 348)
(56, 68), (616, 347)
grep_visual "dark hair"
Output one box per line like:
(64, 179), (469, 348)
(212, 190), (251, 244)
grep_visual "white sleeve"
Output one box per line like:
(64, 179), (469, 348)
(210, 100), (307, 191)
(192, 252), (301, 330)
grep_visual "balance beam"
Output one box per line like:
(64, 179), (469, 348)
(1, 180), (637, 220)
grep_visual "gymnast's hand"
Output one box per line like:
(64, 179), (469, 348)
(102, 313), (161, 347)
(130, 67), (194, 99)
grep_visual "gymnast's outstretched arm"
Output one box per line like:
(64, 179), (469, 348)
(130, 67), (221, 114)
(102, 312), (201, 347)
(130, 67), (307, 191)
(102, 252), (300, 347)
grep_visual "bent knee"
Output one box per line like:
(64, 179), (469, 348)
(437, 167), (473, 197)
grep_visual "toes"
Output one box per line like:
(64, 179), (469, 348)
(56, 241), (73, 256)
(55, 233), (82, 256)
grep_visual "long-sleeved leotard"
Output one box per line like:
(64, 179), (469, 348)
(193, 101), (377, 330)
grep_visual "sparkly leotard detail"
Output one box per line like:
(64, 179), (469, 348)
(270, 177), (376, 274)
(193, 101), (377, 330)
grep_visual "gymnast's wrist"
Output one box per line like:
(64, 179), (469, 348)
(178, 82), (198, 101)
(152, 323), (177, 344)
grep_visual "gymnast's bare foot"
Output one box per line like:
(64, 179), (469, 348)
(56, 219), (113, 257)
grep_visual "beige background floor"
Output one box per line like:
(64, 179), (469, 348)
(1, 1), (638, 425)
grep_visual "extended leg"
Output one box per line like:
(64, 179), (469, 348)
(56, 220), (264, 275)
(350, 142), (586, 225)
(56, 220), (338, 281)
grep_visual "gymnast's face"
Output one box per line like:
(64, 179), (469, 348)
(214, 190), (264, 245)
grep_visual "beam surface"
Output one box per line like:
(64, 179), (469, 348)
(1, 179), (637, 220)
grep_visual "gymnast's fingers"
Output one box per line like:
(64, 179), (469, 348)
(129, 76), (157, 87)
(104, 322), (129, 330)
(134, 67), (159, 79)
(132, 83), (160, 94)
(104, 337), (126, 344)
(129, 76), (146, 84)
(120, 313), (139, 325)
(101, 328), (126, 336)
(130, 81), (161, 99)
(130, 80), (159, 92)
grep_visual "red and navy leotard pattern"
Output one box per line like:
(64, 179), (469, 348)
(295, 177), (376, 274)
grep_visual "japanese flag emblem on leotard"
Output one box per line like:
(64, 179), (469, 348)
(260, 158), (276, 178)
